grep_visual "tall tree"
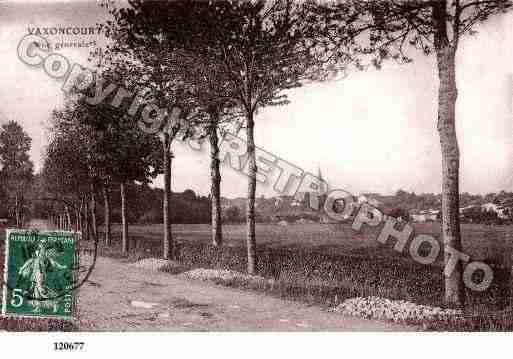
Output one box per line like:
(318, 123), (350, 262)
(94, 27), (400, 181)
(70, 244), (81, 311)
(45, 94), (161, 252)
(44, 102), (97, 236)
(0, 121), (34, 227)
(167, 52), (243, 248)
(325, 0), (512, 307)
(104, 2), (245, 250)
(166, 50), (244, 247)
(101, 2), (206, 258)
(103, 0), (348, 271)
(75, 94), (162, 254)
(181, 0), (335, 274)
(102, 184), (111, 245)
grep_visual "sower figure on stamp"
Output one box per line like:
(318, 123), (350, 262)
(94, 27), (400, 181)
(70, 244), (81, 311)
(18, 242), (67, 313)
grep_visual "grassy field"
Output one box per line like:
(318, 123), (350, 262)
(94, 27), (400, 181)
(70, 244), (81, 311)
(106, 222), (513, 263)
(95, 221), (513, 329)
(2, 221), (512, 330)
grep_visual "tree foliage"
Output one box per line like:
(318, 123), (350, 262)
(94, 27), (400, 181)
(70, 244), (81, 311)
(0, 121), (34, 224)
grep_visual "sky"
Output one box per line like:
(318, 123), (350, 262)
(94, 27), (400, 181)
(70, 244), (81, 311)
(0, 0), (512, 198)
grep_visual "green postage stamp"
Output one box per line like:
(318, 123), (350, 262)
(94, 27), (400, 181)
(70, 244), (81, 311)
(2, 229), (77, 320)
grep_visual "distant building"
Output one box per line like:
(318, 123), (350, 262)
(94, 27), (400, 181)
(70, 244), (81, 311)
(425, 209), (439, 221)
(409, 208), (439, 222)
(291, 198), (302, 207)
(292, 165), (332, 223)
(410, 213), (426, 222)
(357, 194), (382, 208)
(297, 166), (327, 200)
(296, 218), (315, 224)
(481, 202), (509, 219)
(459, 205), (476, 214)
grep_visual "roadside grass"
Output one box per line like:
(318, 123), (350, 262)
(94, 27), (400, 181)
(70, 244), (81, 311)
(0, 316), (76, 331)
(1, 222), (512, 331)
(95, 222), (513, 330)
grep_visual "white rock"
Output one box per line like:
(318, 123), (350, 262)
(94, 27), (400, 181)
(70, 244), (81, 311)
(158, 311), (171, 319)
(332, 296), (461, 323)
(131, 258), (179, 271)
(130, 300), (159, 309)
(183, 268), (269, 286)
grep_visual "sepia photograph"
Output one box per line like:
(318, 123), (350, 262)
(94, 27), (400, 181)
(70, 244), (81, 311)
(0, 0), (512, 355)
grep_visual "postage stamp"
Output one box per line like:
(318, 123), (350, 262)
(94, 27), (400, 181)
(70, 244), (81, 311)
(1, 229), (77, 320)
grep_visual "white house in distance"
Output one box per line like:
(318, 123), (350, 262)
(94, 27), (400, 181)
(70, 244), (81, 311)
(410, 211), (426, 222)
(481, 202), (509, 219)
(356, 194), (383, 208)
(410, 209), (439, 222)
(459, 205), (477, 213)
(424, 209), (439, 221)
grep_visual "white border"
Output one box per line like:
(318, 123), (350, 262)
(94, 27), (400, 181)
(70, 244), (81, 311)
(0, 332), (511, 358)
(2, 228), (12, 316)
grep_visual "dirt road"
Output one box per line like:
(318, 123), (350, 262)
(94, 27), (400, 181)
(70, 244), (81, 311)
(77, 257), (415, 331)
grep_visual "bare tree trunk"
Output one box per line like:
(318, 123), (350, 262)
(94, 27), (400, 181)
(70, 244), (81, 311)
(64, 205), (71, 230)
(84, 195), (90, 240)
(90, 185), (98, 241)
(121, 182), (129, 254)
(78, 198), (84, 233)
(434, 1), (465, 307)
(209, 114), (222, 247)
(74, 206), (80, 232)
(103, 185), (111, 246)
(18, 196), (24, 228)
(163, 135), (173, 260)
(246, 111), (257, 274)
(15, 194), (19, 228)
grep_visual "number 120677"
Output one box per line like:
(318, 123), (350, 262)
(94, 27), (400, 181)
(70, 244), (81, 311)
(54, 342), (85, 351)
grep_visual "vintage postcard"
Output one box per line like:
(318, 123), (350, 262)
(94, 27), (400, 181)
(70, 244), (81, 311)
(0, 0), (512, 356)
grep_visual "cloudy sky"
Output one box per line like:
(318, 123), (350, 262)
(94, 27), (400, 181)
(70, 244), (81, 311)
(0, 0), (512, 198)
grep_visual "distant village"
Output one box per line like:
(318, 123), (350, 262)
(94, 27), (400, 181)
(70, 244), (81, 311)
(220, 189), (513, 225)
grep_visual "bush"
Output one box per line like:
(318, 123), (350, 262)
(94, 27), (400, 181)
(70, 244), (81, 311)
(223, 206), (244, 224)
(0, 317), (76, 331)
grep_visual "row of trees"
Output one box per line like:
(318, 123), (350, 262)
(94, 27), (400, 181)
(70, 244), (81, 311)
(393, 190), (513, 211)
(95, 0), (335, 269)
(41, 0), (512, 308)
(43, 93), (161, 249)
